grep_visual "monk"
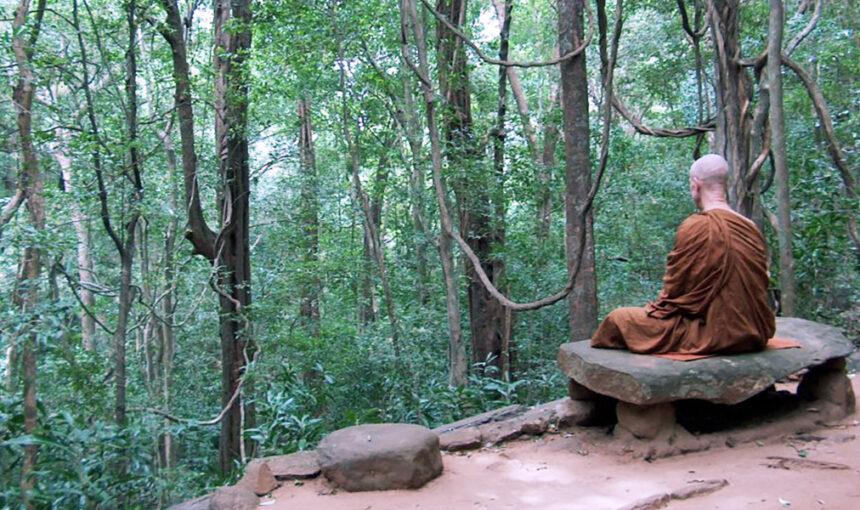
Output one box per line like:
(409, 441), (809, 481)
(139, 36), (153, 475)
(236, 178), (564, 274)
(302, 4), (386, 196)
(590, 154), (776, 354)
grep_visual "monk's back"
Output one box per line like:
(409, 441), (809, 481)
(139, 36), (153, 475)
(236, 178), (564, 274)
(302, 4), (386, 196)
(677, 210), (775, 353)
(591, 209), (776, 355)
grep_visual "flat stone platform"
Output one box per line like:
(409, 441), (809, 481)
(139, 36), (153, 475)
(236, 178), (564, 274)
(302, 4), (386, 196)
(558, 317), (855, 406)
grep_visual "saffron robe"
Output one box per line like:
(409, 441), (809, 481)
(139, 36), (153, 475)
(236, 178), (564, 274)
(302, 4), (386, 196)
(591, 209), (776, 354)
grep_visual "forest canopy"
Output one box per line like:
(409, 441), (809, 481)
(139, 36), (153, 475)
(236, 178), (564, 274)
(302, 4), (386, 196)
(0, 0), (857, 507)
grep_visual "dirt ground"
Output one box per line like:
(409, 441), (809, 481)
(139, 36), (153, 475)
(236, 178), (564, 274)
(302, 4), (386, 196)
(262, 376), (860, 510)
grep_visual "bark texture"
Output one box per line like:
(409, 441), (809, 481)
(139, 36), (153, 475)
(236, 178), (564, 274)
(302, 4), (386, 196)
(559, 0), (598, 341)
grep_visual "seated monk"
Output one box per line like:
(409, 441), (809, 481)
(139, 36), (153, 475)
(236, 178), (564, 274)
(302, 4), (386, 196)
(591, 154), (776, 355)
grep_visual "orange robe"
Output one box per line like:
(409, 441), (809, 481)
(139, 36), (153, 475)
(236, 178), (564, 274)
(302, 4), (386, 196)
(591, 209), (776, 354)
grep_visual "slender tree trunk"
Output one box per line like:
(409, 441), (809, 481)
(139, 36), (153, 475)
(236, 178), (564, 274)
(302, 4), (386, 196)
(402, 0), (467, 386)
(437, 0), (509, 375)
(53, 140), (97, 350)
(11, 1), (46, 505)
(358, 134), (395, 324)
(399, 58), (430, 304)
(297, 97), (321, 327)
(746, 80), (769, 232)
(495, 0), (559, 238)
(708, 0), (753, 212)
(537, 91), (561, 238)
(559, 0), (598, 341)
(492, 0), (514, 376)
(159, 129), (180, 473)
(768, 0), (796, 315)
(214, 0), (255, 472)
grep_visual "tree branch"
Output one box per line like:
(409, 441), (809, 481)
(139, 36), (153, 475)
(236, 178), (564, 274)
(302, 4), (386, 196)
(611, 94), (715, 137)
(0, 189), (25, 235)
(781, 55), (858, 256)
(129, 350), (259, 425)
(786, 0), (822, 56)
(418, 0), (594, 68)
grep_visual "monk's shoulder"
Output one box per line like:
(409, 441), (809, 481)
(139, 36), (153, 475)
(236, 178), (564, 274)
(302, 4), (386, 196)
(676, 212), (711, 238)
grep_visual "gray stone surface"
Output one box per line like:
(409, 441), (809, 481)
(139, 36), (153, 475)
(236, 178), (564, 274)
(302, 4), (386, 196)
(263, 451), (321, 480)
(317, 423), (443, 492)
(557, 317), (855, 405)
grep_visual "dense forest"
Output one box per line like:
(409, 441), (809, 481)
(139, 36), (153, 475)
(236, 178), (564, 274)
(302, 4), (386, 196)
(0, 0), (857, 507)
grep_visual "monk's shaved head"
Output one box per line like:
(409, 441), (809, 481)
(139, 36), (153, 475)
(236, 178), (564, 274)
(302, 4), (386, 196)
(689, 154), (730, 210)
(690, 154), (729, 187)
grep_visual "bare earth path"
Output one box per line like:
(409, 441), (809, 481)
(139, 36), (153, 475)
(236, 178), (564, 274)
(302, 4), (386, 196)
(263, 377), (860, 510)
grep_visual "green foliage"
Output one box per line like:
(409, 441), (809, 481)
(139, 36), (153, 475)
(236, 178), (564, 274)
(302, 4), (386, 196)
(0, 0), (857, 506)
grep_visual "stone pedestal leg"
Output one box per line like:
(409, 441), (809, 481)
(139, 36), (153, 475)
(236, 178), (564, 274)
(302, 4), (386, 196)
(567, 379), (616, 425)
(615, 402), (677, 440)
(797, 357), (855, 420)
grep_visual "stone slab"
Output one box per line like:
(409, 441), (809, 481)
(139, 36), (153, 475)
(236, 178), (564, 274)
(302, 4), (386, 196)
(557, 317), (855, 406)
(262, 451), (321, 480)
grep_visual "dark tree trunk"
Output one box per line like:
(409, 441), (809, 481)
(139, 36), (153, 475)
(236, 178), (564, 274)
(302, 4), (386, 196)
(492, 0), (514, 375)
(708, 0), (753, 212)
(159, 0), (255, 473)
(214, 0), (255, 473)
(559, 0), (598, 341)
(297, 97), (321, 326)
(436, 0), (510, 375)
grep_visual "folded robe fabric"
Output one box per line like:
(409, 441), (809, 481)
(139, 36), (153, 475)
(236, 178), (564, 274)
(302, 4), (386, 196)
(591, 209), (776, 355)
(653, 336), (802, 361)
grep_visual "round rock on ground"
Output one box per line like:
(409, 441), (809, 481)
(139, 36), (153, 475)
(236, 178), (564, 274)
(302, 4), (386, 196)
(317, 423), (443, 492)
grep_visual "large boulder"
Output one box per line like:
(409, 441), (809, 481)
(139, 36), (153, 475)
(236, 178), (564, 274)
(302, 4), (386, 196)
(317, 423), (443, 492)
(558, 317), (855, 405)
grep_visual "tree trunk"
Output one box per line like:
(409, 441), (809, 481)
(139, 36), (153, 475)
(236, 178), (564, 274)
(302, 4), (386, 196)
(156, 127), (179, 474)
(402, 76), (431, 305)
(492, 0), (514, 375)
(401, 0), (466, 386)
(297, 97), (321, 327)
(495, 0), (559, 238)
(767, 0), (796, 315)
(11, 1), (46, 505)
(436, 0), (509, 375)
(558, 0), (598, 341)
(708, 0), (753, 212)
(53, 139), (97, 350)
(214, 0), (255, 472)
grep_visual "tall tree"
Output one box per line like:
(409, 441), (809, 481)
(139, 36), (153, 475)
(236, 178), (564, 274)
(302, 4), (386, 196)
(212, 0), (255, 471)
(297, 97), (321, 328)
(436, 0), (510, 374)
(159, 0), (256, 473)
(767, 0), (795, 315)
(708, 0), (754, 211)
(9, 0), (46, 506)
(401, 0), (467, 386)
(559, 0), (598, 341)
